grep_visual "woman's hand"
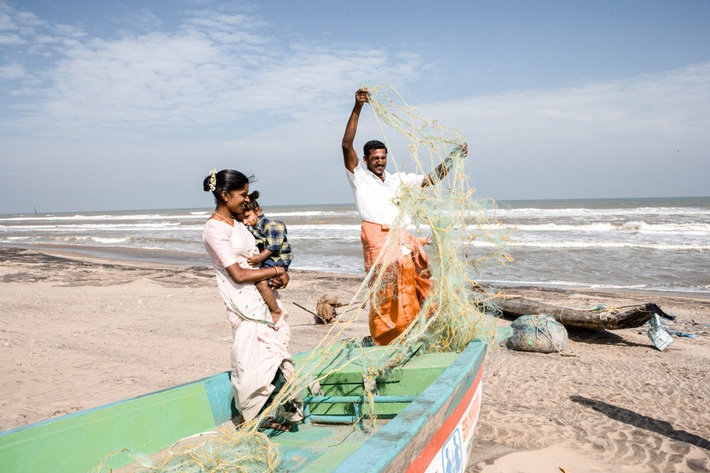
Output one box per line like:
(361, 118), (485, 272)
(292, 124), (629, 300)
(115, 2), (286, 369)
(269, 269), (289, 289)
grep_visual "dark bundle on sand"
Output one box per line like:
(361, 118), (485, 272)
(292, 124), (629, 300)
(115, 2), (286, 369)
(307, 295), (346, 324)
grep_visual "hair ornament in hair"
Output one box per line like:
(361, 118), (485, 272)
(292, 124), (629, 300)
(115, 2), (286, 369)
(208, 169), (217, 192)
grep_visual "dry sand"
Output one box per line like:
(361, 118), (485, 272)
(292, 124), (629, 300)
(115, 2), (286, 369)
(1, 246), (708, 472)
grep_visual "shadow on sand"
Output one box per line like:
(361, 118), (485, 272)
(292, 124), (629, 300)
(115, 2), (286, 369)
(570, 395), (710, 450)
(564, 326), (651, 348)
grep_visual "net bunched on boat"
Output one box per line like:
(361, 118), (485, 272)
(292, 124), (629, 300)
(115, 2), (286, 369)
(94, 86), (511, 473)
(94, 427), (279, 473)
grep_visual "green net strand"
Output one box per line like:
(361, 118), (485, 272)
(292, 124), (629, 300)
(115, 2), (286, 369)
(93, 85), (511, 472)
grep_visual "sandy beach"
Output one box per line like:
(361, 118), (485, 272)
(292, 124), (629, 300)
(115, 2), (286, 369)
(1, 246), (708, 472)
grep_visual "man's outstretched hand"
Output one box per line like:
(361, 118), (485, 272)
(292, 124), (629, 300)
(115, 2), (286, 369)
(457, 142), (469, 158)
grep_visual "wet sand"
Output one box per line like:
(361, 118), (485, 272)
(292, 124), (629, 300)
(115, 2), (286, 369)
(1, 246), (708, 472)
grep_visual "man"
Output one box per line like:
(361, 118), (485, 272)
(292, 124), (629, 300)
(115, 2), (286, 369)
(341, 88), (467, 345)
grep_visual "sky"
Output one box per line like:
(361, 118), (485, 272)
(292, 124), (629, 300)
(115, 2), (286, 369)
(1, 0), (709, 214)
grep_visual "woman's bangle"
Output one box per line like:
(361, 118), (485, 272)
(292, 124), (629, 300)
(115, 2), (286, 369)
(273, 267), (279, 278)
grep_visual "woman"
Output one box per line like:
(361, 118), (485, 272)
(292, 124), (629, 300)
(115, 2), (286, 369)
(202, 169), (301, 430)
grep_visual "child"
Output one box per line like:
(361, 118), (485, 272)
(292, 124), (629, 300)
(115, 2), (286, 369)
(240, 191), (294, 271)
(236, 191), (293, 324)
(248, 260), (284, 326)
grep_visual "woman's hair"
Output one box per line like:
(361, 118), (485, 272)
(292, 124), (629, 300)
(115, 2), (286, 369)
(244, 190), (261, 212)
(203, 169), (254, 204)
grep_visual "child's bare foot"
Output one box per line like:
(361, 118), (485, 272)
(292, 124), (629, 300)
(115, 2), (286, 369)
(270, 309), (283, 325)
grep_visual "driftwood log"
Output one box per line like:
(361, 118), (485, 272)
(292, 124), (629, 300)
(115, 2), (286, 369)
(494, 298), (674, 330)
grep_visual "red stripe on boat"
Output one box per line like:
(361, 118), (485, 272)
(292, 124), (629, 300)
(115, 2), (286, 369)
(405, 361), (484, 472)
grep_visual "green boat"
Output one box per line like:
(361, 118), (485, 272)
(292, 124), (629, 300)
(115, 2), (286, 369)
(0, 340), (486, 473)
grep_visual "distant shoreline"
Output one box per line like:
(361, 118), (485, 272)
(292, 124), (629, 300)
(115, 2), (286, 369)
(3, 194), (709, 217)
(2, 243), (708, 301)
(1, 197), (708, 295)
(1, 242), (211, 268)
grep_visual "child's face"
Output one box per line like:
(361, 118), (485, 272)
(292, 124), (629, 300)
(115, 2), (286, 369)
(241, 209), (259, 226)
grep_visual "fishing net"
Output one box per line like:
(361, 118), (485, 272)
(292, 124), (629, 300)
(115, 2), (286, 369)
(506, 314), (568, 353)
(93, 426), (279, 473)
(94, 85), (511, 473)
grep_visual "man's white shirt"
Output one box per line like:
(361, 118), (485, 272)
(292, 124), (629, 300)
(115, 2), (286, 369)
(346, 165), (423, 226)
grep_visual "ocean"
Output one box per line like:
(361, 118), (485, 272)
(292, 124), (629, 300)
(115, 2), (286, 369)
(1, 197), (708, 296)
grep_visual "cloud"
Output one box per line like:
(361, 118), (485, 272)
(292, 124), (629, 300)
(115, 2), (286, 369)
(430, 62), (710, 199)
(0, 62), (23, 78)
(0, 4), (422, 138)
(1, 1), (708, 213)
(432, 61), (710, 139)
(0, 33), (23, 44)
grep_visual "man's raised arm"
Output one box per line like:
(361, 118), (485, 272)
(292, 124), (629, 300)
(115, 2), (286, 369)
(422, 142), (468, 187)
(341, 89), (369, 172)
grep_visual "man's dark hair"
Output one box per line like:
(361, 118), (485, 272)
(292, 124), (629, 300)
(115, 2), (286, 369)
(363, 140), (387, 157)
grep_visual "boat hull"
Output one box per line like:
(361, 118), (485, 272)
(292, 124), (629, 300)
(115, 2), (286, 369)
(0, 341), (486, 473)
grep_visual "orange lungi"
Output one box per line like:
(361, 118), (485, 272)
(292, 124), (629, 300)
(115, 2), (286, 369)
(361, 221), (432, 345)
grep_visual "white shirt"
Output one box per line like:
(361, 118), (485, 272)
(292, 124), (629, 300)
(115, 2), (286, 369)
(346, 165), (424, 225)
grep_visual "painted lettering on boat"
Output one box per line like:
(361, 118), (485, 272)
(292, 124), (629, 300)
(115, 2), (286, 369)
(461, 381), (482, 445)
(418, 370), (483, 473)
(439, 429), (464, 473)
